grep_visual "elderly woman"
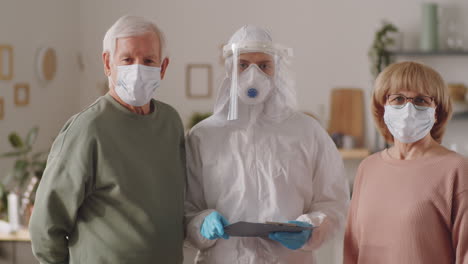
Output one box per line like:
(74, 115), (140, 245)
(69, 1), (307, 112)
(344, 61), (468, 264)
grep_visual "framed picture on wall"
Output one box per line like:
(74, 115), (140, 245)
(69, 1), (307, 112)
(185, 64), (213, 99)
(14, 83), (30, 106)
(0, 97), (4, 120)
(0, 45), (14, 80)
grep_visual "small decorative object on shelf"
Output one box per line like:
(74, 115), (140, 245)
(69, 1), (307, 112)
(420, 2), (439, 51)
(7, 192), (19, 233)
(445, 19), (464, 51)
(342, 135), (355, 149)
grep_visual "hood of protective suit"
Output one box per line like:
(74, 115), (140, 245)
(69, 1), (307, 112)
(212, 25), (298, 125)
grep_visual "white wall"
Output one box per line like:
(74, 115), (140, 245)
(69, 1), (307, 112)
(0, 1), (81, 177)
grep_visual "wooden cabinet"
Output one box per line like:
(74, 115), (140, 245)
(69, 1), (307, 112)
(0, 230), (37, 264)
(0, 242), (37, 264)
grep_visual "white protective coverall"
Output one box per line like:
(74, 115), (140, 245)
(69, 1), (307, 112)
(185, 25), (349, 264)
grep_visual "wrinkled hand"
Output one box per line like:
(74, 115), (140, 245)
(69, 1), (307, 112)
(200, 211), (230, 240)
(268, 221), (313, 250)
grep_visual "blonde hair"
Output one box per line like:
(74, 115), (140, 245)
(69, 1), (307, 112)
(372, 61), (452, 144)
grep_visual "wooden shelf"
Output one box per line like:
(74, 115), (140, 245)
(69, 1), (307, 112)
(339, 148), (370, 160)
(0, 229), (30, 242)
(390, 50), (468, 56)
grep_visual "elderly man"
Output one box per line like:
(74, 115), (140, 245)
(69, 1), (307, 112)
(29, 15), (185, 263)
(184, 25), (349, 263)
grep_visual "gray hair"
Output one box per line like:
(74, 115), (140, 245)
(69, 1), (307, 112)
(103, 15), (166, 61)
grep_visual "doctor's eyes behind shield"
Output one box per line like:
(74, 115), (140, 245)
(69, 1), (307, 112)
(238, 52), (275, 76)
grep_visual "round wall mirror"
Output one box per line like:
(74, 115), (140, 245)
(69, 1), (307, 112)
(36, 47), (57, 81)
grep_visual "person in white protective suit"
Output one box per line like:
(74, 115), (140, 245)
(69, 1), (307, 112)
(184, 25), (349, 264)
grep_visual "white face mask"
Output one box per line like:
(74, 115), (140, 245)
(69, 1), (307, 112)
(237, 64), (273, 105)
(111, 64), (161, 106)
(384, 103), (436, 143)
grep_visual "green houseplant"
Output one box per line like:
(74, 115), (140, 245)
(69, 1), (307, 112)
(369, 21), (399, 151)
(0, 127), (48, 218)
(369, 21), (399, 79)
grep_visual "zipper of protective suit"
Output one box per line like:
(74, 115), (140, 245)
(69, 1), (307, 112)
(250, 122), (262, 257)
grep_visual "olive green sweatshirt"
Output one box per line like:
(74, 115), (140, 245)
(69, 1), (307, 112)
(29, 94), (186, 264)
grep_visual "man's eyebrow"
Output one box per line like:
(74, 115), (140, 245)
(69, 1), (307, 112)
(118, 52), (131, 58)
(145, 55), (160, 60)
(143, 53), (162, 61)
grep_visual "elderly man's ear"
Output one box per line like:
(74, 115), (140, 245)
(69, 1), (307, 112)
(160, 57), (170, 80)
(102, 52), (111, 77)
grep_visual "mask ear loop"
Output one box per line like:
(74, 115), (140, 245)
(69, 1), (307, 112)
(227, 43), (239, 121)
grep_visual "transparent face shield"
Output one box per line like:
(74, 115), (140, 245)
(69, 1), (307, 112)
(223, 41), (292, 121)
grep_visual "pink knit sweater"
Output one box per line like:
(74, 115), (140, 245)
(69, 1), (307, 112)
(344, 150), (468, 264)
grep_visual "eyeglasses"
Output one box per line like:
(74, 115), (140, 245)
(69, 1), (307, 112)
(386, 94), (435, 110)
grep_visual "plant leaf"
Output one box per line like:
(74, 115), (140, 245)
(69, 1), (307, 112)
(0, 150), (28, 158)
(3, 169), (15, 187)
(8, 133), (24, 149)
(369, 20), (399, 78)
(26, 127), (39, 148)
(0, 184), (5, 201)
(12, 161), (30, 190)
(18, 171), (30, 191)
(14, 160), (29, 171)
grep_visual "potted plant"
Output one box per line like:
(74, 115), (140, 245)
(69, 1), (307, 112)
(369, 21), (399, 150)
(368, 21), (399, 79)
(0, 127), (48, 223)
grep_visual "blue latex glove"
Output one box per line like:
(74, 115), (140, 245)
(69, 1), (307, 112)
(200, 211), (230, 240)
(268, 221), (313, 250)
